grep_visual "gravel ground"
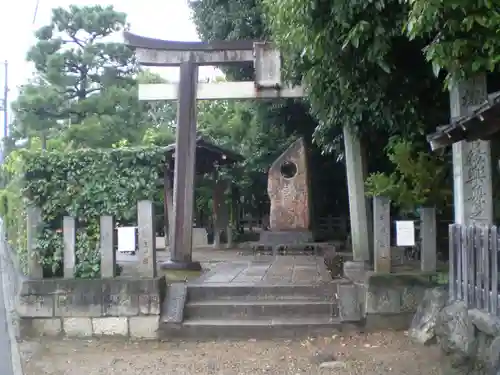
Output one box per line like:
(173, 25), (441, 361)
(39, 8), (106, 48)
(20, 331), (449, 375)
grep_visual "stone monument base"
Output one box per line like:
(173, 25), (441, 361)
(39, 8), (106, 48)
(259, 230), (313, 245)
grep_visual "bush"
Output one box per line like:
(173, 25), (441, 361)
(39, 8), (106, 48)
(2, 146), (167, 278)
(365, 138), (451, 212)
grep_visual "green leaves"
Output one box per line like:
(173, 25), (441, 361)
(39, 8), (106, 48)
(12, 82), (67, 135)
(21, 147), (166, 218)
(406, 0), (500, 81)
(264, 0), (449, 151)
(12, 4), (145, 150)
(2, 147), (166, 277)
(365, 139), (451, 211)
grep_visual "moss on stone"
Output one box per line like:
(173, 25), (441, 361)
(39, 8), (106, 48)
(160, 269), (204, 282)
(366, 271), (440, 288)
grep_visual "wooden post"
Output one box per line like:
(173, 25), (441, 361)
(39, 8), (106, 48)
(373, 196), (391, 273)
(212, 171), (221, 249)
(448, 224), (457, 301)
(474, 226), (481, 308)
(63, 216), (76, 278)
(463, 226), (471, 306)
(456, 225), (464, 300)
(163, 164), (174, 246)
(26, 206), (43, 278)
(212, 174), (230, 249)
(164, 59), (201, 270)
(100, 216), (116, 278)
(420, 207), (437, 272)
(481, 225), (489, 311)
(226, 186), (235, 249)
(137, 200), (157, 277)
(491, 226), (498, 315)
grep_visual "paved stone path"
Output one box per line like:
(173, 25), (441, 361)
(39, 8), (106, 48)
(119, 248), (331, 285)
(190, 255), (331, 285)
(118, 248), (252, 277)
(117, 247), (252, 264)
(118, 249), (331, 285)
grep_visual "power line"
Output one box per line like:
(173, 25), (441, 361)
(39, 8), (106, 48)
(33, 0), (41, 24)
(0, 1), (39, 146)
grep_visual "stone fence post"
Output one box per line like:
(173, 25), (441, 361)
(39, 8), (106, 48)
(63, 216), (76, 278)
(28, 212), (119, 279)
(373, 196), (391, 273)
(100, 216), (116, 278)
(420, 207), (437, 272)
(26, 206), (43, 278)
(137, 200), (157, 277)
(63, 215), (117, 278)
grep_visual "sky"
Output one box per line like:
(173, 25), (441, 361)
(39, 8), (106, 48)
(0, 0), (219, 137)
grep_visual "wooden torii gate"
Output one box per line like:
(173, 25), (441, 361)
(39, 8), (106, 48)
(123, 32), (304, 271)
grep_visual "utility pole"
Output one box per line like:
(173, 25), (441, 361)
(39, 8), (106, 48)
(33, 0), (41, 24)
(3, 60), (8, 139)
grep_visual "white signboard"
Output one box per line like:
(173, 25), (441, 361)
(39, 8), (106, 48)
(155, 236), (166, 250)
(117, 226), (136, 253)
(395, 221), (415, 247)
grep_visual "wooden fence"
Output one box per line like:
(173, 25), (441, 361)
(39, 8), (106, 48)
(449, 224), (499, 315)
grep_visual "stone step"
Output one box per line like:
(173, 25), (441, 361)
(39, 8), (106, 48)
(185, 299), (338, 320)
(186, 284), (338, 302)
(251, 244), (326, 256)
(160, 317), (344, 339)
(254, 249), (320, 256)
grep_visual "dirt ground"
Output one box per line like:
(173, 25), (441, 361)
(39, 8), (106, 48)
(20, 331), (451, 375)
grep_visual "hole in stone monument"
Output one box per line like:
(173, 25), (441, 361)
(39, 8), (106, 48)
(280, 161), (297, 179)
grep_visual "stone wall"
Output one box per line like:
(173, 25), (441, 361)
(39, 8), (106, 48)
(409, 288), (500, 373)
(16, 277), (165, 339)
(364, 272), (438, 330)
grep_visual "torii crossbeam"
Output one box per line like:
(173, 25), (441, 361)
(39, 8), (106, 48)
(123, 31), (305, 271)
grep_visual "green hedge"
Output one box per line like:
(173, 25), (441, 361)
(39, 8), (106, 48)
(1, 146), (167, 278)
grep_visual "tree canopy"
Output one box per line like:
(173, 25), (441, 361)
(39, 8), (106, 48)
(406, 0), (500, 81)
(190, 0), (352, 217)
(264, 0), (450, 146)
(11, 5), (164, 150)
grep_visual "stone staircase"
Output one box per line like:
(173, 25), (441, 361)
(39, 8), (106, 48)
(160, 282), (345, 339)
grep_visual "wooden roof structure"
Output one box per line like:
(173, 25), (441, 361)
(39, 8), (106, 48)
(427, 91), (500, 150)
(163, 136), (243, 174)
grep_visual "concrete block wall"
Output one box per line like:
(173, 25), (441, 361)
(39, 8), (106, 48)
(16, 277), (166, 339)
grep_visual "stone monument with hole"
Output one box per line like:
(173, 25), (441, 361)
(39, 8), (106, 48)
(260, 137), (313, 248)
